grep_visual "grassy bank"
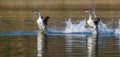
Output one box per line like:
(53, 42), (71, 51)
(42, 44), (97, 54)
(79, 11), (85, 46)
(0, 0), (120, 22)
(0, 0), (120, 10)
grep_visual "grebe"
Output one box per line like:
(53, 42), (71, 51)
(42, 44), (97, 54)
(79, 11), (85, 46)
(85, 9), (100, 34)
(33, 10), (45, 34)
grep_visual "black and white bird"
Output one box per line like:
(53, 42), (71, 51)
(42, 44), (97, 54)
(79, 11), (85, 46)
(85, 9), (100, 34)
(33, 10), (50, 34)
(33, 10), (45, 34)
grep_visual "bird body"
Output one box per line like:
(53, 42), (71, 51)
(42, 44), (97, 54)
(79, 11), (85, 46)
(37, 16), (45, 31)
(34, 10), (45, 34)
(87, 12), (96, 29)
(86, 9), (98, 34)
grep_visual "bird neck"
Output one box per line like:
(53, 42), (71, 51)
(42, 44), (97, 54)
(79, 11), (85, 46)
(93, 8), (97, 18)
(38, 12), (41, 19)
(89, 12), (92, 20)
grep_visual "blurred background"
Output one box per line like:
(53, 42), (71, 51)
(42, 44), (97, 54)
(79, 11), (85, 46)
(0, 0), (120, 18)
(0, 0), (120, 31)
(0, 0), (120, 10)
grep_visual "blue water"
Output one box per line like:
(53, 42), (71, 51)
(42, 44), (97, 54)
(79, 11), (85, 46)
(0, 31), (38, 36)
(0, 31), (117, 37)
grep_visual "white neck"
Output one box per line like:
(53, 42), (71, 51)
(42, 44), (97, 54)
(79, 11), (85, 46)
(89, 12), (92, 20)
(38, 12), (41, 19)
(93, 11), (97, 18)
(93, 8), (97, 18)
(37, 12), (43, 23)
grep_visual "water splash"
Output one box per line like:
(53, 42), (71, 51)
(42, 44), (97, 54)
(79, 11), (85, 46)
(115, 19), (120, 34)
(63, 18), (90, 33)
(0, 18), (119, 36)
(48, 18), (115, 34)
(98, 20), (114, 34)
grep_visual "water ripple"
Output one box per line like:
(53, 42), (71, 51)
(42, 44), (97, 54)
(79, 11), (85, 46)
(0, 31), (117, 37)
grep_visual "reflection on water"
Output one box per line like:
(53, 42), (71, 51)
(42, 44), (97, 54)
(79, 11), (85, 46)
(37, 33), (44, 57)
(65, 35), (86, 57)
(0, 32), (120, 57)
(87, 34), (98, 57)
(0, 35), (37, 57)
(36, 33), (120, 57)
(37, 33), (48, 57)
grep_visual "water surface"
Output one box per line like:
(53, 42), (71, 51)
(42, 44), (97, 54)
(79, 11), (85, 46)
(0, 10), (120, 57)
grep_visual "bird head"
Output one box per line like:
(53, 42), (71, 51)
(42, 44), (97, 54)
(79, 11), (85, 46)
(33, 9), (40, 14)
(85, 9), (91, 13)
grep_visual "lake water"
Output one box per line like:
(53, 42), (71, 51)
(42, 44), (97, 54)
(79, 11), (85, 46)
(0, 10), (120, 57)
